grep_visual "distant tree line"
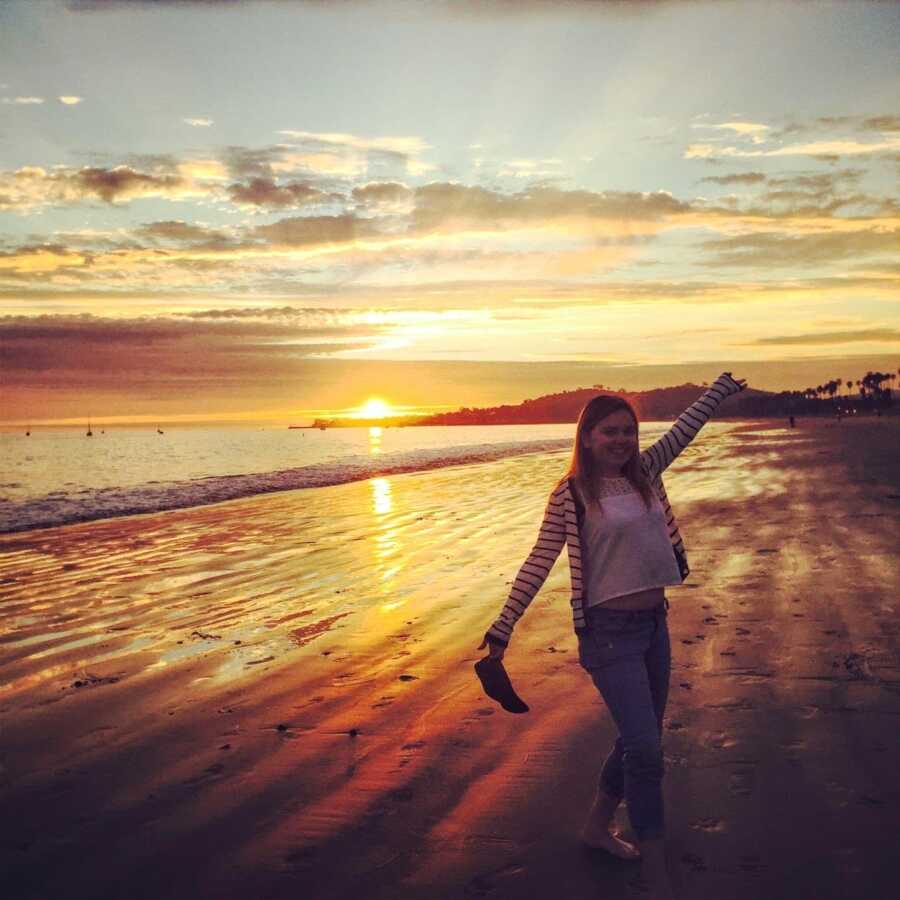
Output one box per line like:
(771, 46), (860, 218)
(310, 367), (898, 428)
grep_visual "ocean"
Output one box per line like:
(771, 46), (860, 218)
(0, 420), (721, 533)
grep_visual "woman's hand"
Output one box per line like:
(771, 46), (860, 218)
(478, 637), (505, 660)
(724, 372), (748, 391)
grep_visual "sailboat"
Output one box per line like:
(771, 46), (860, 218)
(86, 419), (93, 437)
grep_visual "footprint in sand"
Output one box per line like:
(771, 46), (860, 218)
(704, 698), (755, 711)
(739, 854), (766, 874)
(705, 731), (737, 750)
(371, 696), (395, 709)
(680, 852), (707, 872)
(689, 817), (724, 832)
(182, 762), (226, 786)
(728, 767), (756, 798)
(465, 863), (527, 896)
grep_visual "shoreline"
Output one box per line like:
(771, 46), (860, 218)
(0, 418), (779, 535)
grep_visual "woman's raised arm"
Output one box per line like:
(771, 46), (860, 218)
(641, 372), (746, 479)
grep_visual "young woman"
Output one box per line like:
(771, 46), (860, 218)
(478, 372), (746, 900)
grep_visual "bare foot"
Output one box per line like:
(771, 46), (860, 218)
(582, 825), (641, 860)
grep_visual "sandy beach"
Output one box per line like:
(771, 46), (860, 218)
(2, 417), (899, 900)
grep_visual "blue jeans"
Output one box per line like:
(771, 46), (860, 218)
(577, 601), (671, 841)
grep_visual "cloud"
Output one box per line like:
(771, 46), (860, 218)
(252, 214), (381, 247)
(1, 96), (44, 105)
(688, 124), (900, 160)
(0, 162), (218, 210)
(351, 181), (414, 208)
(0, 165), (184, 209)
(497, 158), (565, 178)
(0, 243), (90, 276)
(219, 137), (422, 182)
(776, 115), (900, 137)
(765, 169), (864, 192)
(58, 96), (83, 105)
(742, 329), (900, 346)
(0, 309), (426, 386)
(692, 121), (770, 143)
(227, 177), (342, 209)
(700, 229), (900, 268)
(0, 132), (429, 213)
(134, 220), (230, 245)
(410, 183), (688, 232)
(75, 166), (191, 202)
(713, 168), (877, 218)
(274, 130), (435, 178)
(277, 130), (430, 158)
(699, 172), (767, 186)
(183, 117), (213, 127)
(177, 158), (229, 181)
(862, 116), (900, 133)
(221, 145), (285, 179)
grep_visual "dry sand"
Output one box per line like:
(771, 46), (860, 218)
(1, 417), (898, 900)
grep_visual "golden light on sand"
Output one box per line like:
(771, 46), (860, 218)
(370, 477), (393, 516)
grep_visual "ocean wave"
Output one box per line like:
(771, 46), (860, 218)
(0, 438), (570, 534)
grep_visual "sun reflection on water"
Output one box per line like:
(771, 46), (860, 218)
(368, 426), (382, 455)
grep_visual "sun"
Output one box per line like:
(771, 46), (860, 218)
(355, 398), (392, 419)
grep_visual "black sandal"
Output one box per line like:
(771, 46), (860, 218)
(474, 656), (529, 714)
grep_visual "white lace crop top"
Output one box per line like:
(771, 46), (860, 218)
(582, 477), (683, 607)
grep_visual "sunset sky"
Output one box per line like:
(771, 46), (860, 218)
(1, 0), (898, 425)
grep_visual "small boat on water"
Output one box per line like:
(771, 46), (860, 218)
(157, 426), (164, 434)
(87, 420), (93, 437)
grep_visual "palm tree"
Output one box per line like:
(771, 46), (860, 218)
(825, 379), (839, 412)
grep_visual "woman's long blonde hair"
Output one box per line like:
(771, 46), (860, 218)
(563, 394), (654, 511)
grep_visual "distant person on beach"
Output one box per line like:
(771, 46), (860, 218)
(479, 372), (747, 900)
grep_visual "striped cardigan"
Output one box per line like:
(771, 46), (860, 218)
(485, 372), (745, 647)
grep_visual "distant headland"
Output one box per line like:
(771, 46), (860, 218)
(300, 370), (897, 429)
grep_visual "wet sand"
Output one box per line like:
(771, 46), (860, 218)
(1, 417), (898, 900)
